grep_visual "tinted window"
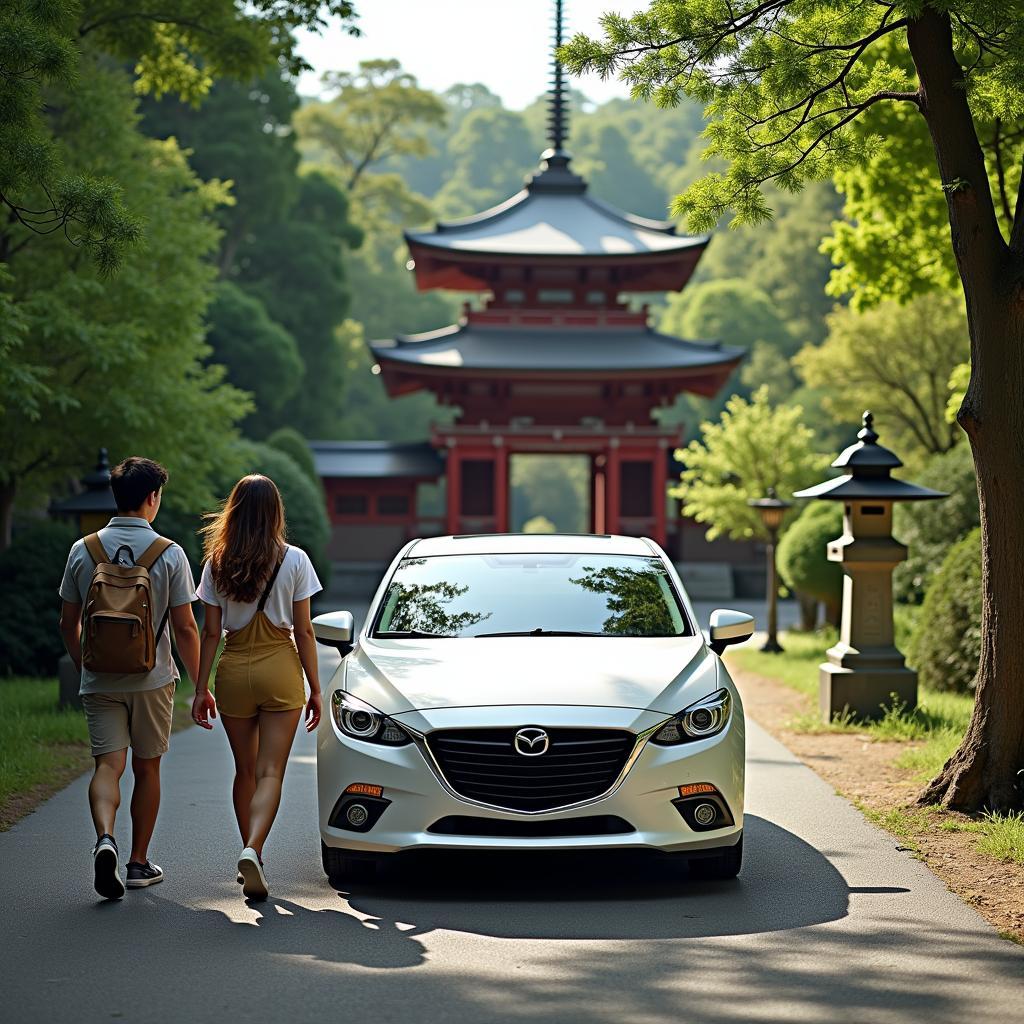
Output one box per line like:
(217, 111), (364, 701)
(373, 553), (690, 638)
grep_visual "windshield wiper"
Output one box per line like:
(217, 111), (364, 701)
(375, 629), (451, 639)
(472, 628), (607, 638)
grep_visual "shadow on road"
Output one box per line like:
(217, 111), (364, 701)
(337, 815), (850, 941)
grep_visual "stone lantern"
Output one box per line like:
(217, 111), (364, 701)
(793, 412), (946, 722)
(51, 448), (118, 536)
(51, 448), (118, 708)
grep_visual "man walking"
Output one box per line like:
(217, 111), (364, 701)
(59, 457), (200, 900)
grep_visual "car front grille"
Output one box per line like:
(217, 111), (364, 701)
(425, 727), (636, 812)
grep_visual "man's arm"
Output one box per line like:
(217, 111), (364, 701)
(59, 601), (83, 671)
(169, 604), (200, 686)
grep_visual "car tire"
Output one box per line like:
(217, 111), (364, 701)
(688, 836), (743, 880)
(321, 841), (379, 886)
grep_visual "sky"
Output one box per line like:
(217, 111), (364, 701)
(294, 0), (634, 109)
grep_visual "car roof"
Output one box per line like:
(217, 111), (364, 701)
(406, 534), (658, 558)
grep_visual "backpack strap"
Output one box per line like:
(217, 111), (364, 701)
(84, 533), (108, 567)
(135, 536), (173, 570)
(257, 550), (286, 612)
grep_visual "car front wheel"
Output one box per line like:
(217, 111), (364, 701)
(321, 841), (380, 886)
(688, 836), (743, 880)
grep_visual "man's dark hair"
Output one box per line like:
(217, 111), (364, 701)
(110, 457), (169, 513)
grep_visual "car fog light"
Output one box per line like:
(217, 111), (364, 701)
(346, 803), (369, 827)
(693, 802), (718, 826)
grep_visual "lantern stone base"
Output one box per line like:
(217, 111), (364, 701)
(58, 654), (82, 710)
(818, 662), (917, 723)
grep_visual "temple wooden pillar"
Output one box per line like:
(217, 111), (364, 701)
(494, 441), (509, 533)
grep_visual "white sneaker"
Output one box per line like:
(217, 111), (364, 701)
(237, 848), (268, 901)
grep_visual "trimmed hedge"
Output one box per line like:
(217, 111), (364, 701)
(0, 521), (77, 676)
(894, 444), (979, 604)
(777, 502), (843, 626)
(266, 427), (320, 489)
(909, 527), (981, 693)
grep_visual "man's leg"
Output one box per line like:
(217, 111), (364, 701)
(89, 749), (128, 839)
(128, 755), (162, 865)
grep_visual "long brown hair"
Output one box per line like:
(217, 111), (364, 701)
(201, 475), (287, 603)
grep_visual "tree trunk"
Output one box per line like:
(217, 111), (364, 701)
(919, 297), (1024, 812)
(908, 10), (1024, 811)
(797, 593), (818, 632)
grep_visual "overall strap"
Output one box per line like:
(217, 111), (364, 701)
(257, 551), (286, 612)
(84, 533), (108, 566)
(135, 536), (173, 570)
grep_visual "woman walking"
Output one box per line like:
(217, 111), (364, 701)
(192, 474), (322, 900)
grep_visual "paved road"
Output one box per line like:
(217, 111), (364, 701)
(2, 654), (1022, 1024)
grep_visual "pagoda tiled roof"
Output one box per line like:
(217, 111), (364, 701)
(405, 158), (708, 261)
(370, 321), (743, 375)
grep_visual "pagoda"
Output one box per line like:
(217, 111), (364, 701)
(314, 0), (742, 561)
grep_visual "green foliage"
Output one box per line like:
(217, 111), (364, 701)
(266, 427), (319, 488)
(660, 278), (797, 356)
(0, 61), (249, 533)
(777, 502), (843, 621)
(910, 528), (982, 695)
(206, 283), (303, 432)
(674, 387), (827, 541)
(795, 293), (969, 466)
(522, 516), (557, 535)
(510, 456), (590, 534)
(560, 3), (1024, 236)
(241, 443), (330, 585)
(894, 444), (979, 604)
(0, 521), (77, 676)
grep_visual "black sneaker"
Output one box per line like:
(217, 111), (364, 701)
(126, 860), (164, 888)
(93, 834), (125, 901)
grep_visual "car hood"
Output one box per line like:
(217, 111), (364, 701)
(341, 635), (716, 716)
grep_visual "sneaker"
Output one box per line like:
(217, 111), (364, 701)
(126, 860), (164, 888)
(238, 847), (268, 901)
(93, 834), (125, 901)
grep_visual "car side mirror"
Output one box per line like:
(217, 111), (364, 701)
(313, 610), (355, 657)
(708, 609), (755, 655)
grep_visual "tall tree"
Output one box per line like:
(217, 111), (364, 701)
(795, 292), (969, 466)
(563, 1), (1024, 812)
(0, 61), (249, 545)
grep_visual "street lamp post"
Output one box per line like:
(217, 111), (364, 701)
(748, 487), (791, 653)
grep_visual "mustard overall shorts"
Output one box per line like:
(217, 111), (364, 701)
(215, 556), (305, 718)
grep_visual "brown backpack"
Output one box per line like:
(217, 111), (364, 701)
(81, 533), (174, 675)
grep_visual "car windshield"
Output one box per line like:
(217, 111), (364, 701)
(372, 553), (691, 639)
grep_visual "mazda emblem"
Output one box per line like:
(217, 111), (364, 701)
(514, 727), (550, 756)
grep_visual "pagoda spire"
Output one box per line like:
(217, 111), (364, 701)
(548, 0), (568, 152)
(529, 0), (585, 192)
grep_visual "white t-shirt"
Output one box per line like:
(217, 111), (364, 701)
(197, 544), (322, 633)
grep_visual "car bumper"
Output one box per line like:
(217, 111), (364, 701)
(317, 703), (744, 855)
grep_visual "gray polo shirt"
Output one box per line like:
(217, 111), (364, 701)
(59, 517), (197, 695)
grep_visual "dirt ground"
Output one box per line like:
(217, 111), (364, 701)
(729, 661), (1024, 943)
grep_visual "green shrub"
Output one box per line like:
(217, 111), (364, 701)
(266, 427), (320, 489)
(0, 521), (77, 676)
(242, 442), (331, 586)
(777, 502), (843, 626)
(909, 527), (981, 693)
(894, 444), (978, 603)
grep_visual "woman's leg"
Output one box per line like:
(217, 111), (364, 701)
(245, 708), (302, 857)
(221, 715), (259, 844)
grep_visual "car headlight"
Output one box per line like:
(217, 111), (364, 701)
(650, 688), (732, 745)
(331, 691), (411, 746)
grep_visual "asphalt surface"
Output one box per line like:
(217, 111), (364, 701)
(3, 634), (1022, 1024)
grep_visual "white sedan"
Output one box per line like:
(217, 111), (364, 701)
(313, 533), (753, 882)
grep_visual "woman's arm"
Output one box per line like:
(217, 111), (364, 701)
(191, 602), (222, 730)
(293, 597), (322, 732)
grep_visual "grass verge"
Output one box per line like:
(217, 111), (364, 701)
(733, 629), (973, 777)
(0, 676), (194, 831)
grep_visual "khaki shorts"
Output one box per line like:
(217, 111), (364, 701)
(81, 682), (176, 759)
